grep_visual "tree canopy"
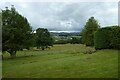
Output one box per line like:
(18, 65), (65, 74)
(81, 16), (100, 46)
(36, 28), (53, 50)
(2, 5), (32, 58)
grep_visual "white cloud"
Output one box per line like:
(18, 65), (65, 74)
(0, 2), (118, 31)
(0, 0), (119, 2)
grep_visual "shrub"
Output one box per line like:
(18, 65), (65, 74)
(70, 36), (82, 44)
(54, 39), (68, 44)
(53, 36), (82, 44)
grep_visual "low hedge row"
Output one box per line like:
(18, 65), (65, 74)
(53, 36), (82, 44)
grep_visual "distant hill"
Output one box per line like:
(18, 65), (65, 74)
(50, 32), (80, 37)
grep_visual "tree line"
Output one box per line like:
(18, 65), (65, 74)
(2, 6), (120, 58)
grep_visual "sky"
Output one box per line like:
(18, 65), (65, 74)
(0, 1), (118, 32)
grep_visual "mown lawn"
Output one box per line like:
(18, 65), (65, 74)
(2, 44), (118, 78)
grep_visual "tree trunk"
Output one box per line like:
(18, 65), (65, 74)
(10, 51), (16, 59)
(42, 47), (44, 50)
(37, 47), (40, 49)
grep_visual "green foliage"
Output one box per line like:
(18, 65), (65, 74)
(53, 36), (82, 44)
(110, 26), (120, 49)
(36, 28), (53, 50)
(54, 39), (69, 44)
(94, 27), (111, 49)
(94, 26), (120, 50)
(81, 16), (100, 46)
(2, 6), (32, 58)
(69, 36), (82, 44)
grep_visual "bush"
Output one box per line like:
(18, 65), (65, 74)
(70, 36), (82, 44)
(53, 36), (82, 44)
(54, 39), (68, 44)
(94, 26), (120, 50)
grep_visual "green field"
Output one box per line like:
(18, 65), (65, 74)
(2, 44), (118, 78)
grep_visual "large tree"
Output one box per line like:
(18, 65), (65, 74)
(81, 16), (100, 46)
(36, 28), (53, 50)
(2, 5), (32, 58)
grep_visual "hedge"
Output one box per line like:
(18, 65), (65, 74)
(94, 26), (120, 50)
(110, 26), (120, 49)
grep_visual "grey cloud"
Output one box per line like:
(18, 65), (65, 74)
(0, 2), (118, 31)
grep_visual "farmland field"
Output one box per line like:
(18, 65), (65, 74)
(2, 44), (118, 78)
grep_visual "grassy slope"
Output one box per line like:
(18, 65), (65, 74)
(2, 44), (118, 78)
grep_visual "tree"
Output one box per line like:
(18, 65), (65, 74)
(81, 16), (100, 46)
(36, 28), (53, 50)
(2, 5), (32, 58)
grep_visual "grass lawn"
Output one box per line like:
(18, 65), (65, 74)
(2, 44), (118, 78)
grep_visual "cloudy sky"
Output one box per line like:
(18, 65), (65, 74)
(0, 1), (118, 32)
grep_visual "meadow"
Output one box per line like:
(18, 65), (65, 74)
(2, 44), (118, 78)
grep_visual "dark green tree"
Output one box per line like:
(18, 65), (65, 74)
(36, 28), (53, 50)
(81, 16), (100, 46)
(2, 5), (32, 58)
